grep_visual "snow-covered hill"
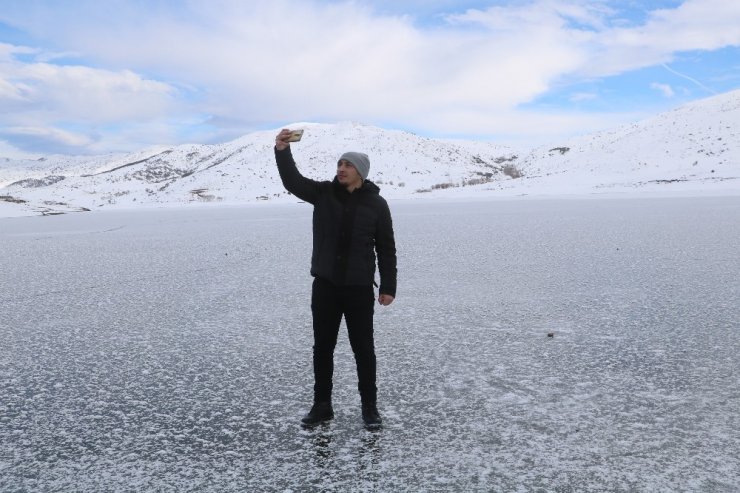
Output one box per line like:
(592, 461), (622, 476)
(510, 89), (740, 194)
(0, 122), (518, 216)
(1, 90), (739, 217)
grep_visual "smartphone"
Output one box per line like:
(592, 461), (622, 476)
(287, 129), (304, 142)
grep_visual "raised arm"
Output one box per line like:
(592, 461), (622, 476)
(274, 129), (320, 204)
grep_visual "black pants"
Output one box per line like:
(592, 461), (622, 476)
(311, 277), (377, 405)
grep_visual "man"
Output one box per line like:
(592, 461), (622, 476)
(274, 128), (397, 429)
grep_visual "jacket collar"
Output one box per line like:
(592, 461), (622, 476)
(332, 177), (380, 195)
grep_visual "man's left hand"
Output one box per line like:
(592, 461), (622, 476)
(378, 294), (394, 306)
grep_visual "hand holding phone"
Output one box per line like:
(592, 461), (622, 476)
(287, 129), (304, 142)
(276, 128), (303, 150)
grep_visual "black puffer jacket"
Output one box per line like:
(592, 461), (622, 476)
(275, 147), (397, 297)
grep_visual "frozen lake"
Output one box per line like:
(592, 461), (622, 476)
(1, 196), (739, 491)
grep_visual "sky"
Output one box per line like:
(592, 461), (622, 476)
(0, 0), (739, 158)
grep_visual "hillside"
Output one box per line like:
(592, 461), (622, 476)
(1, 89), (739, 217)
(0, 122), (518, 216)
(511, 89), (740, 194)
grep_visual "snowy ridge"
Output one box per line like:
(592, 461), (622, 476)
(517, 89), (740, 193)
(1, 90), (739, 217)
(0, 122), (517, 216)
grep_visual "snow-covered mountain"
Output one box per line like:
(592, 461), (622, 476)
(512, 89), (740, 194)
(0, 122), (518, 216)
(1, 89), (739, 217)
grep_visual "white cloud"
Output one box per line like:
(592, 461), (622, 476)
(1, 57), (177, 123)
(1, 42), (183, 152)
(445, 1), (612, 31)
(2, 1), (589, 115)
(651, 82), (675, 97)
(5, 126), (92, 146)
(0, 42), (36, 58)
(0, 77), (25, 101)
(585, 0), (740, 76)
(0, 126), (95, 154)
(0, 0), (738, 153)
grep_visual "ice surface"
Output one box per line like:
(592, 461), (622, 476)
(1, 197), (739, 491)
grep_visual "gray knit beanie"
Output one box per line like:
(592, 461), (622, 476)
(339, 152), (370, 180)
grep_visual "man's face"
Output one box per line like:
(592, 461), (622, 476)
(337, 160), (362, 188)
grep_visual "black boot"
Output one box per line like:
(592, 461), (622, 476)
(361, 403), (382, 429)
(301, 401), (334, 426)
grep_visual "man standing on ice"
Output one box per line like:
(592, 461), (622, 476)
(274, 128), (397, 429)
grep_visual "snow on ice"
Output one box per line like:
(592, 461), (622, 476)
(1, 196), (739, 491)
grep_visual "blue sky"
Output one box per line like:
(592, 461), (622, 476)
(0, 0), (739, 157)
